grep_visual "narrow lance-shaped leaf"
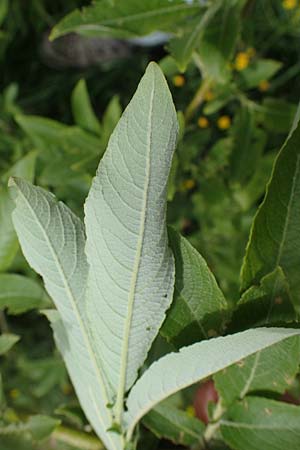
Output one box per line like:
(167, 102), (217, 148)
(0, 274), (50, 314)
(142, 403), (205, 447)
(125, 327), (300, 439)
(71, 79), (102, 136)
(221, 397), (300, 450)
(241, 120), (300, 313)
(9, 178), (122, 450)
(84, 62), (178, 423)
(161, 228), (228, 348)
(50, 0), (201, 40)
(0, 152), (36, 272)
(168, 0), (222, 72)
(0, 333), (19, 355)
(214, 336), (300, 407)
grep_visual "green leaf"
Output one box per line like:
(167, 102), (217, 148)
(197, 0), (246, 83)
(240, 59), (282, 89)
(241, 120), (300, 312)
(221, 397), (300, 450)
(0, 373), (4, 408)
(233, 152), (275, 211)
(16, 115), (101, 158)
(0, 189), (19, 271)
(0, 0), (8, 27)
(101, 95), (122, 148)
(84, 62), (178, 422)
(0, 415), (60, 441)
(256, 98), (297, 134)
(168, 1), (222, 72)
(0, 274), (50, 314)
(0, 153), (36, 271)
(50, 0), (201, 40)
(161, 228), (228, 347)
(71, 79), (102, 136)
(233, 268), (297, 330)
(230, 109), (266, 185)
(0, 333), (20, 355)
(9, 179), (122, 450)
(214, 336), (300, 406)
(143, 403), (205, 447)
(26, 415), (60, 440)
(125, 328), (300, 439)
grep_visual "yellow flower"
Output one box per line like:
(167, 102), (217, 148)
(197, 116), (209, 128)
(9, 389), (20, 399)
(182, 179), (196, 190)
(258, 80), (270, 92)
(204, 90), (214, 101)
(186, 405), (196, 417)
(282, 0), (297, 9)
(234, 52), (250, 71)
(217, 115), (231, 130)
(172, 74), (185, 87)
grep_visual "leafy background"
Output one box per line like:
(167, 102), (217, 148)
(1, 0), (300, 449)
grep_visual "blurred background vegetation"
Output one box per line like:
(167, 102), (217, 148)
(1, 0), (300, 448)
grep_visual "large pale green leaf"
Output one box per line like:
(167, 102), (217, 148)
(0, 274), (50, 314)
(84, 62), (178, 423)
(221, 397), (300, 450)
(50, 0), (201, 40)
(9, 178), (122, 450)
(241, 120), (300, 312)
(0, 152), (36, 271)
(161, 228), (228, 347)
(125, 327), (300, 439)
(214, 336), (300, 406)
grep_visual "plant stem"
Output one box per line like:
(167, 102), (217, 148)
(184, 76), (212, 123)
(202, 400), (225, 445)
(51, 425), (105, 450)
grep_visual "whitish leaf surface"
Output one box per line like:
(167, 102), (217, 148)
(221, 397), (300, 450)
(241, 120), (300, 312)
(0, 274), (49, 314)
(161, 228), (228, 347)
(50, 0), (201, 40)
(214, 336), (300, 406)
(10, 178), (122, 450)
(84, 62), (178, 421)
(125, 327), (300, 438)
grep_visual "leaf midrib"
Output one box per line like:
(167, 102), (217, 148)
(16, 186), (117, 450)
(275, 153), (300, 268)
(80, 3), (199, 27)
(115, 76), (155, 423)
